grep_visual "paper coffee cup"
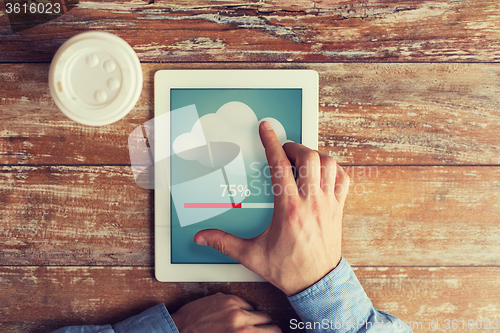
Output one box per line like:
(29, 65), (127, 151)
(49, 31), (142, 126)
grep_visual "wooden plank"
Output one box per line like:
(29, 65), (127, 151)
(1, 0), (500, 62)
(1, 165), (499, 266)
(0, 266), (499, 333)
(0, 64), (150, 165)
(342, 165), (500, 266)
(356, 266), (500, 332)
(2, 62), (500, 165)
(317, 62), (500, 164)
(0, 166), (153, 266)
(0, 266), (297, 333)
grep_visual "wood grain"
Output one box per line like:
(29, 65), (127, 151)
(0, 165), (153, 266)
(1, 165), (499, 266)
(1, 266), (499, 333)
(1, 0), (500, 63)
(342, 165), (500, 266)
(0, 64), (150, 165)
(357, 266), (500, 332)
(0, 266), (296, 333)
(2, 0), (500, 331)
(317, 62), (500, 164)
(2, 62), (500, 165)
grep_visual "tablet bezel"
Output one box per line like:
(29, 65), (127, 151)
(154, 69), (318, 282)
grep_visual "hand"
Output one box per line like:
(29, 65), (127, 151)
(194, 121), (350, 296)
(171, 293), (281, 333)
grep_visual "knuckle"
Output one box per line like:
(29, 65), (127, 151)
(285, 198), (301, 222)
(274, 158), (291, 172)
(213, 239), (225, 254)
(214, 292), (228, 300)
(304, 149), (320, 162)
(212, 233), (228, 254)
(226, 294), (242, 304)
(220, 294), (236, 305)
(296, 151), (320, 168)
(227, 308), (245, 325)
(321, 154), (336, 169)
(213, 292), (226, 300)
(262, 312), (272, 323)
(222, 295), (246, 309)
(287, 195), (299, 210)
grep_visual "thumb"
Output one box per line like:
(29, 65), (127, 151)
(194, 229), (248, 263)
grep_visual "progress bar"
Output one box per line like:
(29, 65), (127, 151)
(184, 203), (274, 209)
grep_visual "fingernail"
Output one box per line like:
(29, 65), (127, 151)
(262, 121), (272, 131)
(195, 237), (208, 246)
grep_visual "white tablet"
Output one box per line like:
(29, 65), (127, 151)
(154, 70), (318, 282)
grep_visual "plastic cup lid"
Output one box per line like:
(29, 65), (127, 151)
(49, 31), (143, 126)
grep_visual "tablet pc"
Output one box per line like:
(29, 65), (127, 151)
(154, 70), (318, 282)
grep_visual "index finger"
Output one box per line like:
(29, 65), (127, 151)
(259, 121), (297, 197)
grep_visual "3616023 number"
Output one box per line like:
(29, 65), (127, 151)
(5, 1), (61, 14)
(443, 319), (498, 330)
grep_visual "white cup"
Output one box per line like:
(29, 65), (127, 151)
(49, 31), (143, 126)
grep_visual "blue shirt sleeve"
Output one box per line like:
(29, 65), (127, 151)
(51, 304), (179, 333)
(53, 259), (411, 333)
(288, 258), (413, 333)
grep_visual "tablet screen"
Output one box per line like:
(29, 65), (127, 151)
(169, 88), (302, 264)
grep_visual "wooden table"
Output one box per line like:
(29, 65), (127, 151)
(1, 1), (500, 332)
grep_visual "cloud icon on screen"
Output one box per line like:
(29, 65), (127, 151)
(172, 101), (287, 175)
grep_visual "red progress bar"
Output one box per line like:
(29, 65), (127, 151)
(184, 203), (241, 209)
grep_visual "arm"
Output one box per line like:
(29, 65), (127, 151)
(52, 295), (280, 333)
(52, 304), (179, 333)
(288, 258), (412, 333)
(195, 121), (411, 333)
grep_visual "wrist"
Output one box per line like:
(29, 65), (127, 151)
(282, 256), (342, 297)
